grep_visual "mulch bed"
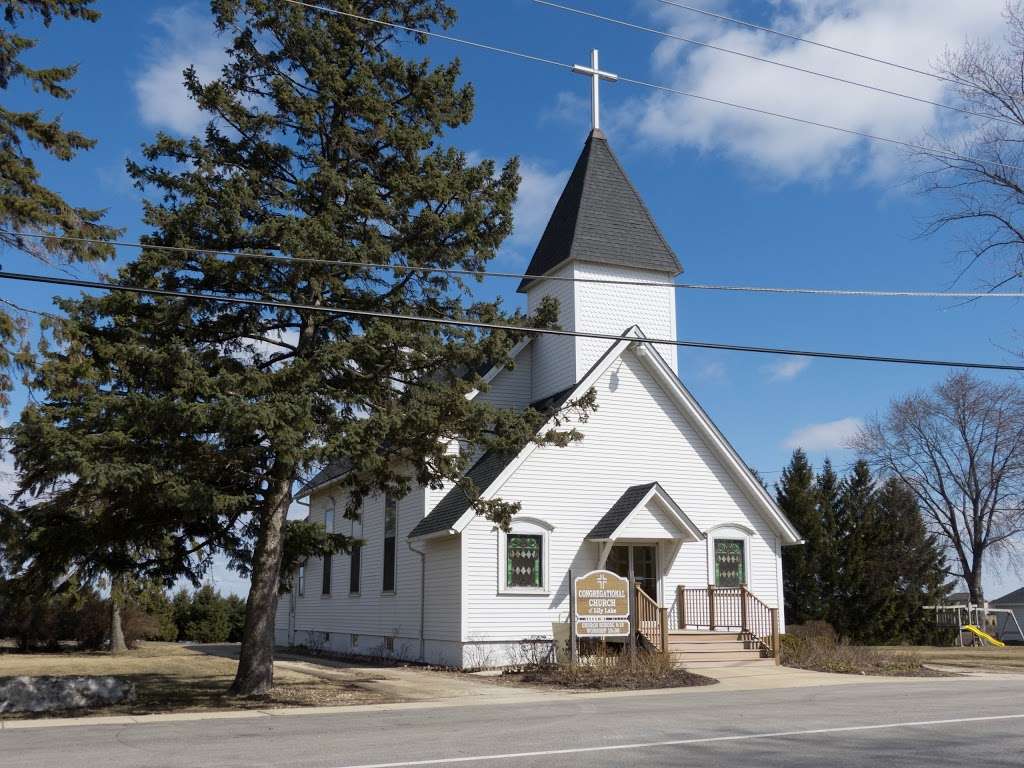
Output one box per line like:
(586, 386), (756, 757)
(503, 665), (717, 690)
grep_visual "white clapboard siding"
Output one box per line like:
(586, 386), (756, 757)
(282, 480), (464, 654)
(526, 263), (576, 401)
(616, 499), (680, 539)
(273, 589), (293, 646)
(572, 262), (677, 375)
(462, 347), (783, 642)
(473, 343), (533, 411)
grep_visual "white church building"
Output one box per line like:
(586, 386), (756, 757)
(275, 126), (802, 668)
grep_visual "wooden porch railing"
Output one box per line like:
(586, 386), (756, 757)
(635, 585), (668, 653)
(676, 584), (780, 660)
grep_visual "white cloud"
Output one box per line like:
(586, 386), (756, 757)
(766, 357), (809, 382)
(634, 0), (1006, 179)
(697, 359), (727, 380)
(508, 160), (569, 250)
(783, 416), (863, 451)
(134, 6), (228, 134)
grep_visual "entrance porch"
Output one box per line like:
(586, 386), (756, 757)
(586, 482), (782, 666)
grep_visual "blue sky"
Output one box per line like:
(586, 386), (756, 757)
(2, 1), (1021, 596)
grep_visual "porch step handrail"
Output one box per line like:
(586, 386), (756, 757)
(634, 585), (668, 653)
(676, 584), (781, 661)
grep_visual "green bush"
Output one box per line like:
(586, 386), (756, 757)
(183, 585), (231, 643)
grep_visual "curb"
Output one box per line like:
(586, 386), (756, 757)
(2, 668), (1016, 731)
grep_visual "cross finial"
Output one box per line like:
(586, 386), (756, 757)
(572, 49), (618, 132)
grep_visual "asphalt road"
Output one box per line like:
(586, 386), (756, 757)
(3, 677), (1024, 768)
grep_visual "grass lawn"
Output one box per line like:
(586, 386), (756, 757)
(0, 642), (395, 719)
(875, 645), (1024, 673)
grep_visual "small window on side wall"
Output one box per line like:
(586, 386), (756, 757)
(297, 564), (305, 596)
(383, 494), (397, 593)
(322, 554), (332, 595)
(349, 544), (361, 594)
(506, 533), (544, 589)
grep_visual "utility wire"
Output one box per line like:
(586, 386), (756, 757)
(534, 1), (1007, 126)
(652, 0), (957, 85)
(279, 0), (572, 69)
(2, 269), (1022, 372)
(278, 0), (1024, 176)
(6, 228), (1024, 299)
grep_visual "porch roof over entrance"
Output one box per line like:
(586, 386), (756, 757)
(586, 482), (704, 542)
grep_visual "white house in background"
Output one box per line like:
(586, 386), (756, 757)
(274, 129), (803, 667)
(992, 587), (1024, 643)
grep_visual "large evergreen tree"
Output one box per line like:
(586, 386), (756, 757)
(777, 449), (819, 624)
(834, 460), (889, 642)
(10, 0), (592, 696)
(779, 454), (949, 643)
(871, 478), (951, 643)
(0, 0), (117, 402)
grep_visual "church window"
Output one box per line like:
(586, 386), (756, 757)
(714, 539), (745, 587)
(506, 534), (543, 589)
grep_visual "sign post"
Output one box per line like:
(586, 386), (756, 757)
(572, 570), (631, 652)
(568, 570), (578, 667)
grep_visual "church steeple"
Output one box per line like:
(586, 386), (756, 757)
(517, 129), (682, 293)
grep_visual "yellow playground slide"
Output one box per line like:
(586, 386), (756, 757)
(962, 624), (1006, 647)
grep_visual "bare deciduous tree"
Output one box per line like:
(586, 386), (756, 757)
(917, 2), (1024, 292)
(853, 372), (1024, 602)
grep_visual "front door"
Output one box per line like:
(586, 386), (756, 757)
(607, 544), (659, 602)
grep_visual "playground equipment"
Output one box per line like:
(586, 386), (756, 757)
(924, 601), (1024, 646)
(961, 624), (1006, 647)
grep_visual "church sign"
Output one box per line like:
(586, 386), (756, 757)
(575, 618), (631, 637)
(573, 569), (630, 637)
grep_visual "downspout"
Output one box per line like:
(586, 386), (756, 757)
(407, 539), (427, 662)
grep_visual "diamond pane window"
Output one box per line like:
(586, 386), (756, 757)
(506, 534), (543, 589)
(714, 539), (745, 587)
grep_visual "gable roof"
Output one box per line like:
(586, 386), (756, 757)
(410, 327), (801, 545)
(408, 339), (624, 540)
(993, 587), (1024, 605)
(408, 450), (517, 539)
(296, 457), (352, 500)
(517, 129), (682, 292)
(296, 340), (534, 501)
(586, 482), (703, 541)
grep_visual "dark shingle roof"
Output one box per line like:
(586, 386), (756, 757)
(586, 483), (659, 540)
(993, 587), (1024, 605)
(408, 451), (517, 538)
(409, 378), (590, 538)
(295, 457), (353, 499)
(517, 129), (682, 292)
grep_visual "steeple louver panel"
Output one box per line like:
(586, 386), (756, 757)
(517, 129), (682, 292)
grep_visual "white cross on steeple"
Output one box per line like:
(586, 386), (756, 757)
(572, 49), (618, 131)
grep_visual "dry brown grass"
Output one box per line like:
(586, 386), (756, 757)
(874, 644), (1024, 672)
(781, 624), (939, 677)
(0, 642), (393, 719)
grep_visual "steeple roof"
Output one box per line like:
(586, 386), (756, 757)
(517, 129), (682, 292)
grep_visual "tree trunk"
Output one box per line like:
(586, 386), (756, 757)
(229, 462), (293, 696)
(109, 577), (128, 655)
(967, 557), (985, 605)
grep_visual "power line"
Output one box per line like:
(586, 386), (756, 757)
(2, 269), (1022, 372)
(652, 0), (956, 85)
(534, 1), (1007, 126)
(278, 0), (1024, 176)
(6, 228), (1024, 299)
(279, 0), (572, 69)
